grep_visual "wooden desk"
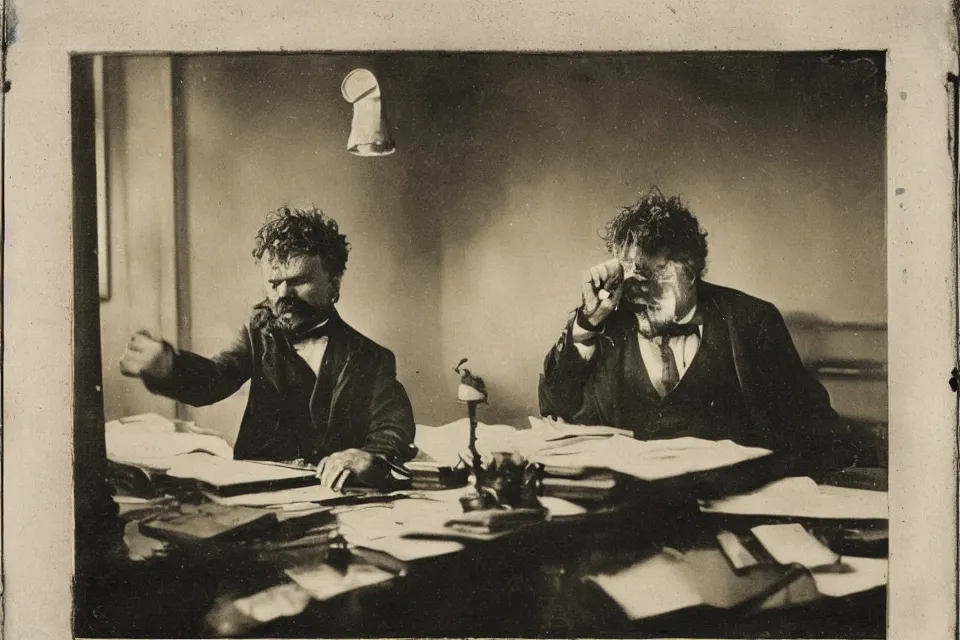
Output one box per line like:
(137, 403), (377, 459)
(75, 479), (886, 639)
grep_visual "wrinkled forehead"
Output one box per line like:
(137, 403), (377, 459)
(260, 252), (325, 279)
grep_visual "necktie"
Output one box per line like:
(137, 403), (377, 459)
(656, 336), (681, 396)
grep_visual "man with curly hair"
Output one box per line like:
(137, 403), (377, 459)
(539, 188), (844, 468)
(120, 206), (416, 490)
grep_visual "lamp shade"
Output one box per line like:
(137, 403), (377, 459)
(341, 68), (395, 157)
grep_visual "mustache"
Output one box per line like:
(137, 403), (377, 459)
(621, 278), (655, 303)
(275, 296), (318, 315)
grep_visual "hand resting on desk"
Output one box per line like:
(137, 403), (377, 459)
(316, 448), (385, 491)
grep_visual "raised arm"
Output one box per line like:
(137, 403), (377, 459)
(120, 329), (253, 407)
(540, 259), (624, 423)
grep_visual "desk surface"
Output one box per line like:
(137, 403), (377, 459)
(76, 472), (887, 639)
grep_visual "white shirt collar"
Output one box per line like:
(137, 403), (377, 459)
(676, 304), (697, 324)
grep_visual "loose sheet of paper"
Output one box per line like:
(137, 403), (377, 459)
(701, 476), (888, 519)
(354, 536), (465, 562)
(751, 524), (841, 568)
(586, 553), (703, 620)
(284, 563), (394, 601)
(233, 582), (312, 622)
(203, 484), (340, 507)
(811, 556), (888, 597)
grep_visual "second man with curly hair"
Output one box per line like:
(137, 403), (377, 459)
(539, 188), (844, 470)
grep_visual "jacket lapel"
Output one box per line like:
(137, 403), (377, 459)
(700, 282), (766, 429)
(315, 317), (365, 448)
(596, 312), (634, 425)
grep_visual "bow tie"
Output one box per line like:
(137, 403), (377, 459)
(654, 321), (702, 339)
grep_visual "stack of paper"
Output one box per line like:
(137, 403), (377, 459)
(700, 476), (888, 520)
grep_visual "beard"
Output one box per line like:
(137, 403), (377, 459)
(622, 300), (675, 338)
(620, 279), (680, 338)
(271, 296), (329, 333)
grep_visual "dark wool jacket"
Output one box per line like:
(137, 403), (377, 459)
(539, 282), (845, 467)
(144, 305), (416, 464)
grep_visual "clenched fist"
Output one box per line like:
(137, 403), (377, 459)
(119, 330), (174, 379)
(580, 258), (624, 328)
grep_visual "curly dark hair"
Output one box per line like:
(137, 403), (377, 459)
(601, 187), (708, 279)
(252, 206), (351, 279)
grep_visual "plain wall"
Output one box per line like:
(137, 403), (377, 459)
(100, 53), (886, 432)
(99, 57), (178, 420)
(178, 55), (447, 441)
(426, 54), (886, 423)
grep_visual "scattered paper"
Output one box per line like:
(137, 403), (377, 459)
(414, 419), (521, 467)
(203, 484), (340, 507)
(700, 476), (888, 520)
(539, 496), (589, 519)
(164, 453), (315, 488)
(337, 506), (407, 542)
(811, 556), (887, 597)
(531, 435), (771, 481)
(417, 419), (769, 481)
(106, 413), (233, 469)
(528, 416), (633, 440)
(751, 524), (841, 568)
(354, 536), (465, 562)
(587, 553), (704, 619)
(285, 562), (394, 601)
(233, 582), (312, 622)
